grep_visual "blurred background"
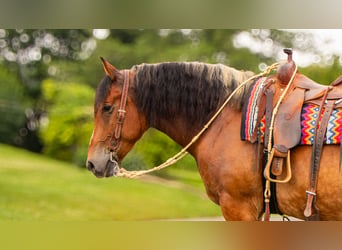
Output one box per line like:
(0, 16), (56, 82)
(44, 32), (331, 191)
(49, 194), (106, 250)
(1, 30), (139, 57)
(1, 29), (342, 221)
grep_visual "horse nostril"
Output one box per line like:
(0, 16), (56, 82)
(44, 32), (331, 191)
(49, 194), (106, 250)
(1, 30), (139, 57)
(87, 160), (95, 171)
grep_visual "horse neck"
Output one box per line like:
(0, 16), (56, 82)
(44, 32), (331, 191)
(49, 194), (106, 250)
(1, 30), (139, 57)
(152, 118), (195, 149)
(152, 106), (242, 155)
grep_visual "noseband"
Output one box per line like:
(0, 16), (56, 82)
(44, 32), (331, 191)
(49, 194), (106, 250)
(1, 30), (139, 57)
(108, 69), (130, 161)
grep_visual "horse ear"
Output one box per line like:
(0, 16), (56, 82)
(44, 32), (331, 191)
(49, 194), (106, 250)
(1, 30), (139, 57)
(100, 57), (118, 81)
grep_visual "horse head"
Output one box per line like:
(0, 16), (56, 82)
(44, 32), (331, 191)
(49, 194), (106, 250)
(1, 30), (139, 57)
(86, 58), (147, 178)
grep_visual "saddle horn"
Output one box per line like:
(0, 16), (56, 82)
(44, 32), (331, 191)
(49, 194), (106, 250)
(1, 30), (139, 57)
(276, 48), (297, 85)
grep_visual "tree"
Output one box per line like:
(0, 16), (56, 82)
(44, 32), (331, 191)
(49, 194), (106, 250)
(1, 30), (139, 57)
(0, 64), (28, 146)
(0, 29), (94, 151)
(39, 79), (94, 166)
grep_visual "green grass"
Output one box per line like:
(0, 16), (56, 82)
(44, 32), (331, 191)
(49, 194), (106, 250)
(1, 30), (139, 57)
(0, 144), (221, 221)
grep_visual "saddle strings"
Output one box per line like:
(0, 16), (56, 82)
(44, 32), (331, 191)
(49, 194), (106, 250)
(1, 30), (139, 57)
(117, 62), (282, 178)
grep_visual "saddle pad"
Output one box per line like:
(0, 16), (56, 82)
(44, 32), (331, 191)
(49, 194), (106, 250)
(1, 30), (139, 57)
(300, 103), (342, 145)
(240, 77), (266, 142)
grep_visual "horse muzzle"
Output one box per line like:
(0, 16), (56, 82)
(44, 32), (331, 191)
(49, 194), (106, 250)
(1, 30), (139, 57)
(86, 152), (120, 178)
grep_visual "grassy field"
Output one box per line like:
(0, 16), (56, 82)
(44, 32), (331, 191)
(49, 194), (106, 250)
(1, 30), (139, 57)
(0, 144), (222, 221)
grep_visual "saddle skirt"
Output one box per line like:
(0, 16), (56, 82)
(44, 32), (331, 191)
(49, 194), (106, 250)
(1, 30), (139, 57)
(241, 77), (342, 145)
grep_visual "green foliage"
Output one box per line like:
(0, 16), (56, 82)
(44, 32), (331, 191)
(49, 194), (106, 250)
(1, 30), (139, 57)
(300, 57), (342, 85)
(53, 30), (257, 87)
(122, 129), (198, 177)
(133, 130), (181, 167)
(39, 79), (94, 166)
(0, 29), (95, 151)
(0, 64), (29, 145)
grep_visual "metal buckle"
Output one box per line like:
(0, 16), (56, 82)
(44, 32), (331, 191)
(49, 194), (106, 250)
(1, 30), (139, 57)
(335, 98), (342, 105)
(324, 98), (342, 105)
(117, 109), (126, 114)
(306, 190), (316, 196)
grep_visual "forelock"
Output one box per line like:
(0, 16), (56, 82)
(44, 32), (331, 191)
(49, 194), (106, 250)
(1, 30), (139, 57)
(94, 75), (112, 115)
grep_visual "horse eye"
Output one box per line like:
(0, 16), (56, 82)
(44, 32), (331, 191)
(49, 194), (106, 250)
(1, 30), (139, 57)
(102, 104), (113, 113)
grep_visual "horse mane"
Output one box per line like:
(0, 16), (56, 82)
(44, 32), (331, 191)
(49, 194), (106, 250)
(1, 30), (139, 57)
(132, 62), (254, 129)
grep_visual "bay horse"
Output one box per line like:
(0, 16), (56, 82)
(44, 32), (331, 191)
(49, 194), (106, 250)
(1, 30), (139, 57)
(86, 58), (342, 221)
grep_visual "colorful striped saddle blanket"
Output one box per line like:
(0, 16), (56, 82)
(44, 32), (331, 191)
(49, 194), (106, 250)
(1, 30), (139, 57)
(241, 78), (342, 145)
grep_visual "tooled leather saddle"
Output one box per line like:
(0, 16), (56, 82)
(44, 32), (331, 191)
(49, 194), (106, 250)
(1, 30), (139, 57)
(241, 49), (342, 220)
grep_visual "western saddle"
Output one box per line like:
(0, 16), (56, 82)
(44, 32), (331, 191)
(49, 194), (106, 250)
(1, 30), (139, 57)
(260, 49), (342, 221)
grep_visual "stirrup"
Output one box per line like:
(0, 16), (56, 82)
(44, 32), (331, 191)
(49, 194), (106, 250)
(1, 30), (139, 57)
(264, 148), (292, 183)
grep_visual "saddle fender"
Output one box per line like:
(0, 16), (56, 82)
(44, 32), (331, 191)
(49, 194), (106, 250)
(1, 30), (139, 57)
(273, 87), (306, 149)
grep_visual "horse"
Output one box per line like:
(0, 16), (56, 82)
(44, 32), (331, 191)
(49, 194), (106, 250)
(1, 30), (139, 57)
(86, 58), (342, 221)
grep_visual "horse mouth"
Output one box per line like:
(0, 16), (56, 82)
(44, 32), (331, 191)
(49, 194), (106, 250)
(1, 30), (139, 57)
(87, 159), (120, 178)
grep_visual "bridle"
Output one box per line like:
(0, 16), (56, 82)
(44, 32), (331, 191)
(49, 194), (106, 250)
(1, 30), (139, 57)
(107, 69), (130, 162)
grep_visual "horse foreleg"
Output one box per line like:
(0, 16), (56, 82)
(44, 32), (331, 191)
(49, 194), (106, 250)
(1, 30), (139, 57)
(219, 192), (262, 221)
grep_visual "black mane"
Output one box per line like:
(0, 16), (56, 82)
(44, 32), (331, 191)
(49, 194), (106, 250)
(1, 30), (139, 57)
(132, 62), (254, 129)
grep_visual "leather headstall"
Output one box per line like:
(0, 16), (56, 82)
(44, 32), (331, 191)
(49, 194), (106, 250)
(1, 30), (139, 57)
(108, 69), (130, 159)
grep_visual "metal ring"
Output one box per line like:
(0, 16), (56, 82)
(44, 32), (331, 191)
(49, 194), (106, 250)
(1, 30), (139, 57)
(110, 151), (116, 163)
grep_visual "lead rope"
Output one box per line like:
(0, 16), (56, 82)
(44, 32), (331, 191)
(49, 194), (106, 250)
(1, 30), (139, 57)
(263, 63), (298, 221)
(117, 62), (281, 178)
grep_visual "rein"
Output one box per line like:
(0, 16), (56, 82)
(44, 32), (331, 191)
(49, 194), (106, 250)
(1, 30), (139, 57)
(262, 62), (298, 221)
(115, 62), (281, 178)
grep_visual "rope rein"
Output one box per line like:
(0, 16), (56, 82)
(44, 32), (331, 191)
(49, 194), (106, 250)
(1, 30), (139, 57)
(266, 63), (298, 155)
(263, 63), (298, 218)
(117, 62), (281, 178)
